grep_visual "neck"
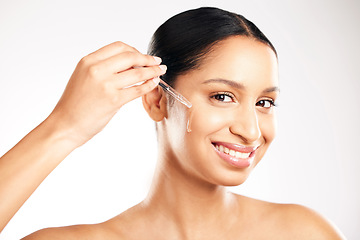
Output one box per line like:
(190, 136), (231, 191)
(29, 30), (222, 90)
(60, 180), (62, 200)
(142, 155), (239, 238)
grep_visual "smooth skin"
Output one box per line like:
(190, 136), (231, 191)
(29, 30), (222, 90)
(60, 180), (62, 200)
(1, 38), (345, 239)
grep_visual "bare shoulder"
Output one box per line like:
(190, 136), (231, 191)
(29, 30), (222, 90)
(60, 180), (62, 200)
(22, 204), (147, 240)
(278, 203), (346, 239)
(21, 222), (119, 240)
(236, 195), (346, 239)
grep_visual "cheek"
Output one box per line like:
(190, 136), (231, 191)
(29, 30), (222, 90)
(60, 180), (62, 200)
(187, 106), (231, 136)
(250, 113), (276, 168)
(259, 113), (277, 144)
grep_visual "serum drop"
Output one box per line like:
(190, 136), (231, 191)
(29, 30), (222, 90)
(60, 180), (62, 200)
(186, 108), (195, 133)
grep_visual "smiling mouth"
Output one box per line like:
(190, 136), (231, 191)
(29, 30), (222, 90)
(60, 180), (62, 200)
(213, 142), (257, 158)
(215, 144), (251, 159)
(211, 142), (258, 168)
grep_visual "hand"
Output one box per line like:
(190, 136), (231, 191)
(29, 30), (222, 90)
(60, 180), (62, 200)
(49, 41), (166, 146)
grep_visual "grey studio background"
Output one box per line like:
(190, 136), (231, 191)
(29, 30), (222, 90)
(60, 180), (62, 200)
(0, 0), (359, 239)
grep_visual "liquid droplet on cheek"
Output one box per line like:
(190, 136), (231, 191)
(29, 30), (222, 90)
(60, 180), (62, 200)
(186, 108), (195, 133)
(187, 119), (192, 132)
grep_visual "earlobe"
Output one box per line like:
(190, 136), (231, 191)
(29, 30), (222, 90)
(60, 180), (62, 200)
(142, 86), (167, 122)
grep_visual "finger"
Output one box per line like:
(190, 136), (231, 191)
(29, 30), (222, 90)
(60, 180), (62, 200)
(112, 64), (167, 89)
(97, 51), (162, 75)
(119, 77), (161, 104)
(87, 41), (140, 61)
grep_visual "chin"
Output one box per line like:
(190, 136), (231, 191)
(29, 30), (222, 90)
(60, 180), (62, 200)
(207, 170), (252, 187)
(218, 177), (249, 187)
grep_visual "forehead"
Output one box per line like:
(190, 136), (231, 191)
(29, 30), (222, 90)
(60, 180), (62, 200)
(194, 36), (279, 87)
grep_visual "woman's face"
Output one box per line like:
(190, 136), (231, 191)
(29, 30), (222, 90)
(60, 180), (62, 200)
(162, 36), (279, 186)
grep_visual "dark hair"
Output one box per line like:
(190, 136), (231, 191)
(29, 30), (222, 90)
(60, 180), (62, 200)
(148, 7), (277, 87)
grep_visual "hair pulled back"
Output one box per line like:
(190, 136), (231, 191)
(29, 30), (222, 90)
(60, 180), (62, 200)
(148, 7), (276, 87)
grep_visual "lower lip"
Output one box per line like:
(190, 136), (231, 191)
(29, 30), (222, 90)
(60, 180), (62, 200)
(213, 145), (254, 169)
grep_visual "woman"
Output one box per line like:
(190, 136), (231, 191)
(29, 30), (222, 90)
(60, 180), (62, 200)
(0, 7), (344, 239)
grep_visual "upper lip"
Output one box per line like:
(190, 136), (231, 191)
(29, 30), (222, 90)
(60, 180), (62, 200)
(212, 141), (259, 153)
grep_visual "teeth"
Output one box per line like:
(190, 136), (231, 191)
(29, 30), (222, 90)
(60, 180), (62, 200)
(215, 144), (251, 159)
(236, 151), (250, 158)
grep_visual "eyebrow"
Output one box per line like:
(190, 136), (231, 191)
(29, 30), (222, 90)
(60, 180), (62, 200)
(263, 86), (280, 94)
(202, 78), (245, 89)
(202, 78), (280, 94)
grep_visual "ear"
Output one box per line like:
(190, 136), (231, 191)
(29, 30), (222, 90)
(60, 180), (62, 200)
(142, 86), (167, 122)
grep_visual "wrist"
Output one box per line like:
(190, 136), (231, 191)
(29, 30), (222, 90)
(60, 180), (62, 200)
(41, 113), (86, 151)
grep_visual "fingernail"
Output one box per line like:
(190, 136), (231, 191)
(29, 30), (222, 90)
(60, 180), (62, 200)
(153, 56), (162, 64)
(159, 65), (167, 73)
(152, 76), (160, 85)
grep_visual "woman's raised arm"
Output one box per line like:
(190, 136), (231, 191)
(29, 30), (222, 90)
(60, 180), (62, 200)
(0, 41), (166, 232)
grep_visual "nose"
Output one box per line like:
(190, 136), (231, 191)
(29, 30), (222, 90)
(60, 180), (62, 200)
(229, 106), (261, 143)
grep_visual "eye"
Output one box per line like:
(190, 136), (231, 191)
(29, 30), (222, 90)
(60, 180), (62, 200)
(210, 92), (235, 103)
(256, 99), (276, 108)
